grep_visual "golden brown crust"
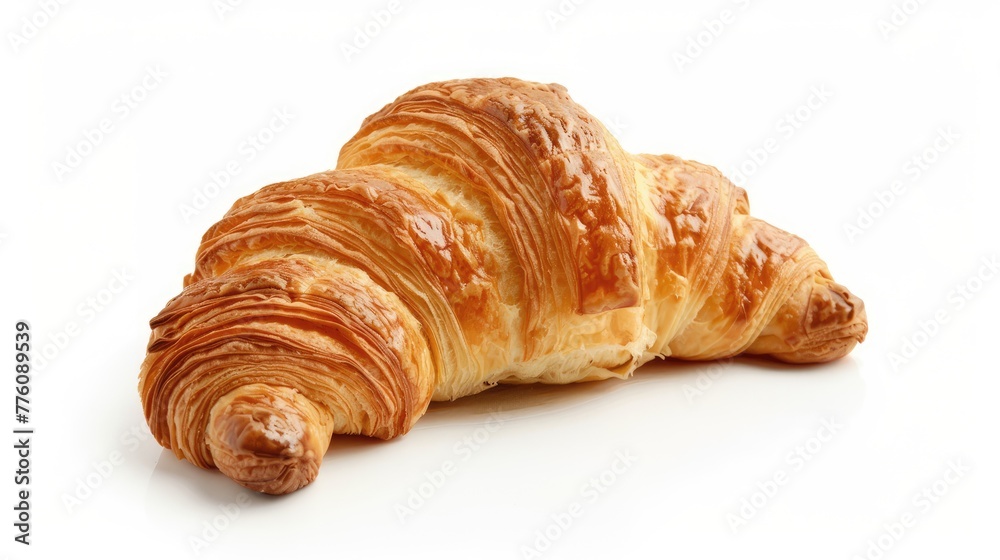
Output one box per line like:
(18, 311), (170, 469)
(746, 273), (868, 362)
(207, 384), (333, 495)
(138, 77), (868, 494)
(184, 167), (509, 388)
(634, 154), (745, 356)
(636, 153), (865, 362)
(338, 78), (642, 364)
(139, 257), (433, 492)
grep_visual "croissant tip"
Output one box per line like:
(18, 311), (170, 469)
(206, 384), (332, 495)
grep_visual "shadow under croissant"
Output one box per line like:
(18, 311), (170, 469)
(423, 355), (865, 427)
(146, 356), (864, 501)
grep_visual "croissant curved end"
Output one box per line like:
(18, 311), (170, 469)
(780, 278), (869, 363)
(206, 384), (334, 495)
(748, 274), (869, 364)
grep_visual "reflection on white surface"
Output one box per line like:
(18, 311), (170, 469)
(140, 357), (865, 558)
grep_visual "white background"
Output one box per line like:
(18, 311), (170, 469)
(2, 0), (998, 558)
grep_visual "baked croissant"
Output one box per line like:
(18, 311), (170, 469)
(139, 77), (867, 494)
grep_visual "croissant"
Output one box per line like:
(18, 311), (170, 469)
(139, 77), (867, 494)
